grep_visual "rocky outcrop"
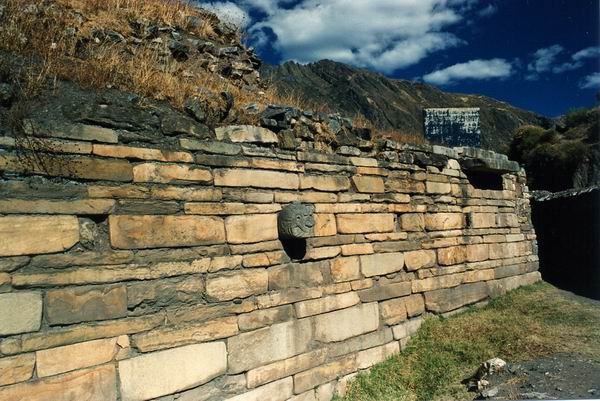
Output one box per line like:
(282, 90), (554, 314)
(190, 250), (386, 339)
(262, 60), (548, 152)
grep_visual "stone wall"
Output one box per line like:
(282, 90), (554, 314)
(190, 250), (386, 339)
(532, 187), (599, 300)
(0, 125), (540, 401)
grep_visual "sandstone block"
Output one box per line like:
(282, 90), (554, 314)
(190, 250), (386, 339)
(36, 337), (122, 377)
(133, 163), (212, 183)
(469, 213), (496, 228)
(463, 269), (495, 283)
(426, 181), (451, 194)
(295, 292), (360, 318)
(300, 175), (350, 191)
(239, 305), (294, 331)
(313, 302), (379, 342)
(227, 319), (313, 373)
(496, 213), (519, 228)
(0, 292), (42, 335)
(437, 246), (467, 266)
(206, 269), (268, 301)
(0, 365), (117, 401)
(246, 349), (327, 389)
(119, 342), (227, 401)
(356, 342), (399, 369)
(225, 377), (293, 401)
(132, 316), (238, 352)
(357, 281), (411, 302)
(215, 169), (299, 189)
(225, 214), (278, 244)
(329, 257), (361, 282)
(351, 176), (385, 193)
(109, 215), (225, 249)
(306, 245), (341, 260)
(466, 244), (489, 262)
(46, 285), (127, 325)
(359, 252), (405, 277)
(327, 328), (393, 359)
(216, 125), (279, 144)
(294, 355), (357, 394)
(93, 144), (193, 162)
(0, 354), (35, 386)
(425, 213), (463, 231)
(379, 294), (424, 325)
(180, 138), (241, 154)
(400, 213), (425, 231)
(337, 213), (395, 234)
(425, 282), (489, 313)
(391, 317), (423, 340)
(314, 214), (337, 236)
(269, 261), (325, 290)
(489, 243), (510, 259)
(257, 287), (323, 309)
(404, 250), (436, 271)
(0, 199), (115, 215)
(341, 243), (374, 256)
(0, 216), (79, 257)
(185, 202), (280, 215)
(412, 273), (464, 292)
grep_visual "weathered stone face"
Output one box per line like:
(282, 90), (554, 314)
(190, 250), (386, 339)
(278, 202), (315, 239)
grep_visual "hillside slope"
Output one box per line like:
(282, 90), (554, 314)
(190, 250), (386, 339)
(262, 60), (548, 152)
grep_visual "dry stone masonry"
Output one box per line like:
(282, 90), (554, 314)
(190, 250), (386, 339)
(0, 124), (540, 401)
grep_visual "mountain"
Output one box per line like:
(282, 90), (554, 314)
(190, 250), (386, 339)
(262, 60), (549, 153)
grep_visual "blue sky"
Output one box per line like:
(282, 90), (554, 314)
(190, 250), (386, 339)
(200, 0), (599, 117)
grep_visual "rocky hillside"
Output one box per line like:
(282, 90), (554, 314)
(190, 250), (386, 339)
(262, 60), (549, 153)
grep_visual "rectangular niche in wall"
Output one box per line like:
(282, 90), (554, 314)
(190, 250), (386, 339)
(423, 108), (481, 147)
(464, 169), (504, 190)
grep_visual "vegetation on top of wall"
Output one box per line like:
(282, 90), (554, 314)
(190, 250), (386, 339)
(508, 107), (599, 191)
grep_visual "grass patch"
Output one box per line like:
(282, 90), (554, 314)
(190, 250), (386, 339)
(339, 282), (600, 401)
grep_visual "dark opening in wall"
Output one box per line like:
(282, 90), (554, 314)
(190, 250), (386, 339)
(464, 169), (504, 190)
(281, 238), (307, 260)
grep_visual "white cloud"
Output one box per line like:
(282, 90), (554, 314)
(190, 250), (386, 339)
(201, 2), (250, 28)
(526, 45), (599, 77)
(243, 0), (476, 74)
(573, 46), (600, 61)
(527, 44), (563, 76)
(422, 58), (513, 85)
(579, 72), (600, 89)
(478, 4), (497, 17)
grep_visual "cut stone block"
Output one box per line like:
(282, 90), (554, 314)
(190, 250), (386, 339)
(118, 342), (226, 401)
(0, 292), (42, 336)
(225, 214), (278, 244)
(0, 216), (79, 257)
(215, 125), (279, 144)
(313, 303), (379, 342)
(36, 337), (122, 377)
(359, 252), (405, 277)
(109, 215), (225, 249)
(337, 213), (395, 234)
(0, 365), (117, 401)
(206, 269), (269, 301)
(227, 320), (313, 374)
(46, 285), (127, 325)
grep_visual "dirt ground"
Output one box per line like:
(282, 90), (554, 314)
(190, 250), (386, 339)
(482, 353), (600, 400)
(480, 290), (600, 400)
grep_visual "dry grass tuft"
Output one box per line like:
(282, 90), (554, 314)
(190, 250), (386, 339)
(0, 0), (426, 145)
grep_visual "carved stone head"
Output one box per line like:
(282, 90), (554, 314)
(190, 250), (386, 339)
(278, 202), (315, 239)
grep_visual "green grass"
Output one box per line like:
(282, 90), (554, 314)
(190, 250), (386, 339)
(338, 282), (600, 401)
